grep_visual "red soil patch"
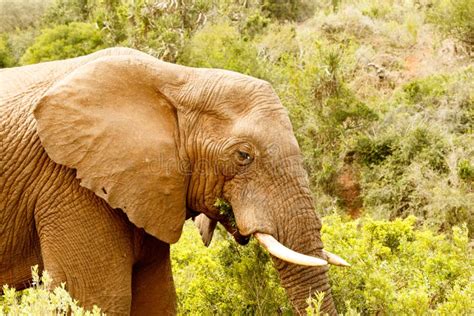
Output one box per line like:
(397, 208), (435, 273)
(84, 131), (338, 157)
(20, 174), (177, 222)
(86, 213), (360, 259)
(335, 164), (362, 219)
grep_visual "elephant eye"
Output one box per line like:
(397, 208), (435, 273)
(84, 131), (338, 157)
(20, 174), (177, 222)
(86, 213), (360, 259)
(236, 150), (253, 166)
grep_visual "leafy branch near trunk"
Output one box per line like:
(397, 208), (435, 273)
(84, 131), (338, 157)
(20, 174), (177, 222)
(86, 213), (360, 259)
(214, 197), (237, 228)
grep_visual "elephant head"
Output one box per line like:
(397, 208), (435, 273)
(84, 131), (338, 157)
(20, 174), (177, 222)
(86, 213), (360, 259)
(34, 48), (347, 314)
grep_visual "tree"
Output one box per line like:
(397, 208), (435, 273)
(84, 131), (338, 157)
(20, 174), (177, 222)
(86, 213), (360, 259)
(0, 34), (14, 68)
(20, 22), (105, 65)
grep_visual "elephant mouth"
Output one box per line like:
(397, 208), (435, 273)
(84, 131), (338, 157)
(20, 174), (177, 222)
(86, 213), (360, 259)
(221, 220), (250, 245)
(233, 231), (251, 245)
(213, 199), (349, 266)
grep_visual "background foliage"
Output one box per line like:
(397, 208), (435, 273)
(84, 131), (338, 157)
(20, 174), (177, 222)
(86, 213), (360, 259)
(1, 0), (473, 314)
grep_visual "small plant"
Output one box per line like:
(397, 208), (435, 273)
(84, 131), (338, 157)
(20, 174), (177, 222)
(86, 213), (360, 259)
(1, 265), (103, 316)
(305, 291), (326, 316)
(242, 11), (271, 38)
(458, 159), (474, 182)
(401, 75), (448, 106)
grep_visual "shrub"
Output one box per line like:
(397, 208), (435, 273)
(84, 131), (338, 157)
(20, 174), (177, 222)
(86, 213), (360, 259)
(3, 216), (472, 315)
(354, 135), (395, 166)
(429, 0), (474, 49)
(42, 0), (92, 26)
(256, 23), (299, 64)
(401, 75), (449, 106)
(171, 223), (290, 315)
(172, 215), (473, 315)
(317, 6), (376, 40)
(353, 69), (473, 234)
(241, 11), (271, 39)
(0, 266), (103, 315)
(458, 159), (474, 182)
(261, 0), (315, 22)
(285, 41), (375, 199)
(323, 215), (474, 314)
(0, 34), (14, 68)
(0, 0), (48, 33)
(20, 22), (105, 65)
(179, 20), (266, 78)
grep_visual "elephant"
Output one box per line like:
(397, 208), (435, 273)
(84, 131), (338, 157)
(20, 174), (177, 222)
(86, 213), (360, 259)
(0, 47), (348, 315)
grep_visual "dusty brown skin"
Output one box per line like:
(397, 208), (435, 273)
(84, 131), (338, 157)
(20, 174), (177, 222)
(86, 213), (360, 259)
(0, 48), (336, 315)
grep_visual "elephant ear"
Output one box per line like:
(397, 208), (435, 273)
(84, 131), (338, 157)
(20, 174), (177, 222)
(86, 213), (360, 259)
(34, 55), (189, 244)
(194, 214), (217, 247)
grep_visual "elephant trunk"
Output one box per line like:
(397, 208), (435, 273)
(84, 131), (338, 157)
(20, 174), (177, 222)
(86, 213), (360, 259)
(266, 185), (337, 314)
(272, 206), (337, 315)
(276, 258), (336, 314)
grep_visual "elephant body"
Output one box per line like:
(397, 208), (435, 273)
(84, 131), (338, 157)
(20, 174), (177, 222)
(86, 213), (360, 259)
(1, 48), (176, 314)
(1, 48), (338, 315)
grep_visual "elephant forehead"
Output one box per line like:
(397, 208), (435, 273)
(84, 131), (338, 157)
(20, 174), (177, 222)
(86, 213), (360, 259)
(196, 69), (277, 105)
(232, 112), (299, 153)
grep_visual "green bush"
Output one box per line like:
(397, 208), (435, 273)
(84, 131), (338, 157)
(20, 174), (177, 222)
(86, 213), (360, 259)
(241, 11), (271, 39)
(42, 0), (92, 26)
(458, 159), (474, 182)
(429, 0), (474, 48)
(3, 216), (473, 315)
(0, 266), (103, 316)
(401, 75), (449, 106)
(354, 136), (395, 166)
(171, 215), (473, 315)
(352, 69), (473, 234)
(271, 40), (375, 199)
(261, 0), (314, 21)
(123, 0), (211, 62)
(355, 127), (448, 172)
(179, 20), (266, 78)
(20, 22), (105, 65)
(2, 29), (38, 67)
(0, 34), (14, 68)
(171, 223), (290, 315)
(323, 215), (474, 314)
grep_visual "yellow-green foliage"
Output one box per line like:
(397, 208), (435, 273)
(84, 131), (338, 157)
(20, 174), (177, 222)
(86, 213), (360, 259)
(179, 20), (267, 78)
(170, 215), (474, 315)
(3, 216), (472, 315)
(0, 0), (48, 33)
(0, 266), (103, 316)
(0, 35), (14, 68)
(353, 68), (474, 235)
(20, 22), (104, 65)
(429, 0), (474, 48)
(171, 223), (291, 315)
(305, 292), (326, 316)
(323, 215), (474, 314)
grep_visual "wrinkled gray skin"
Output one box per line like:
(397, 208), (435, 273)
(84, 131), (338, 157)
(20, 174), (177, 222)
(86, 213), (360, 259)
(0, 48), (336, 315)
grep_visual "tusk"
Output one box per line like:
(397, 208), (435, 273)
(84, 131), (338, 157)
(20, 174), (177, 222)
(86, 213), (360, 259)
(323, 250), (350, 267)
(254, 233), (327, 266)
